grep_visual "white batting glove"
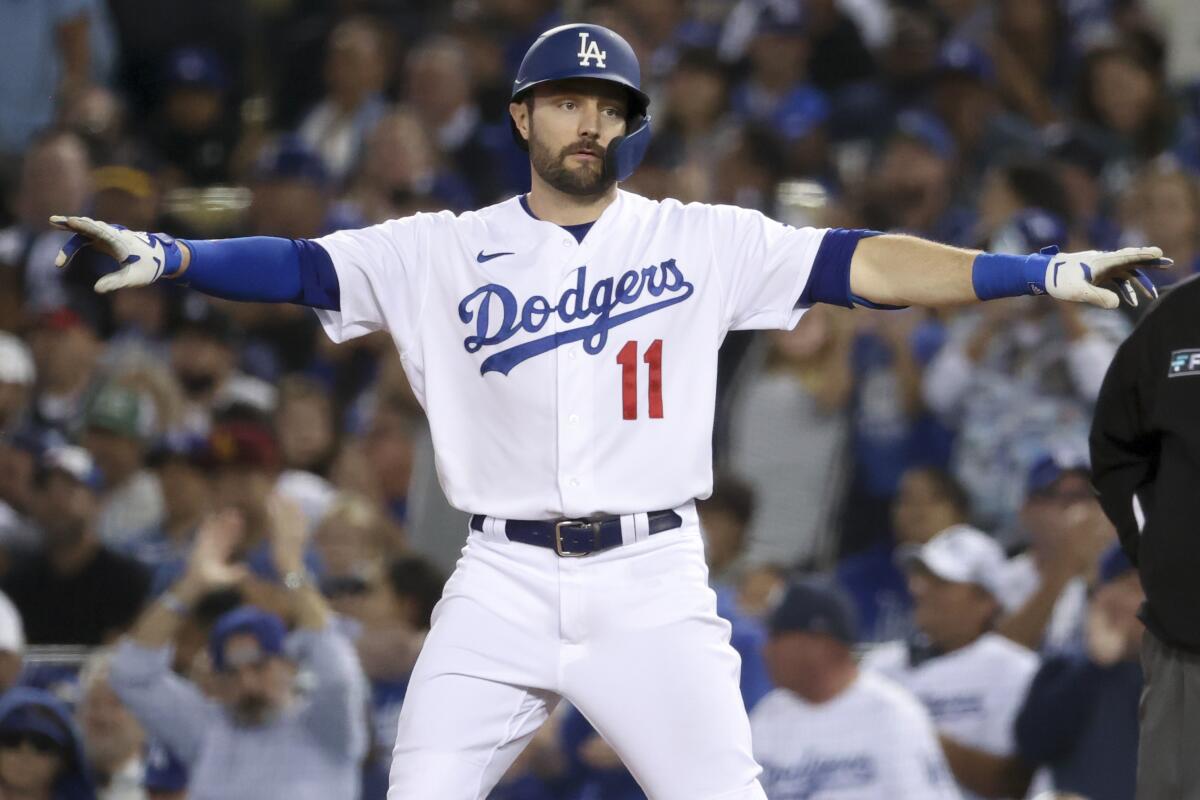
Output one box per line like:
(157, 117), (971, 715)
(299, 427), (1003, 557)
(1042, 246), (1168, 309)
(50, 215), (186, 293)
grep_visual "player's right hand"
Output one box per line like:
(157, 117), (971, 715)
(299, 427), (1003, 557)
(49, 215), (186, 293)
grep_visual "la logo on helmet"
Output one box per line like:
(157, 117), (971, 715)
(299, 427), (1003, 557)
(577, 32), (607, 68)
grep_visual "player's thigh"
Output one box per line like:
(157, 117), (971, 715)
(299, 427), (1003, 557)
(564, 611), (765, 800)
(390, 669), (558, 800)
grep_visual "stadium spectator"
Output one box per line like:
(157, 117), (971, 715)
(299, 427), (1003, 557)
(344, 108), (474, 221)
(863, 525), (1039, 800)
(404, 36), (508, 204)
(109, 499), (368, 800)
(0, 687), (95, 800)
(696, 475), (773, 710)
(729, 306), (852, 568)
(170, 308), (274, 434)
(297, 18), (388, 186)
(931, 40), (1042, 188)
(752, 580), (960, 798)
(995, 450), (1113, 652)
(349, 554), (444, 800)
(0, 334), (36, 435)
(1076, 43), (1181, 167)
(837, 306), (951, 555)
(3, 445), (149, 645)
(922, 259), (1129, 537)
(0, 1), (91, 159)
(25, 307), (104, 438)
(837, 466), (971, 643)
(76, 651), (146, 800)
(148, 48), (236, 188)
(1013, 545), (1142, 800)
(1122, 156), (1200, 285)
(859, 111), (972, 245)
(938, 546), (1142, 800)
(81, 384), (164, 547)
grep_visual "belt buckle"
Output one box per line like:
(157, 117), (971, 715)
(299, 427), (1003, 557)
(554, 519), (601, 557)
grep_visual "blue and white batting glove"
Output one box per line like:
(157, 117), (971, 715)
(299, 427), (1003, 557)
(50, 215), (186, 293)
(1041, 245), (1167, 309)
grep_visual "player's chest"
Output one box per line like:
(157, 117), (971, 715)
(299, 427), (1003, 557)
(427, 244), (717, 377)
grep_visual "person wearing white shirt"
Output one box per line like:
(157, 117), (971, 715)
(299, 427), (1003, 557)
(752, 580), (960, 799)
(863, 525), (1039, 800)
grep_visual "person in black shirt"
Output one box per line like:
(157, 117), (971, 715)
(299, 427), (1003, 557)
(1091, 272), (1200, 797)
(2, 445), (149, 645)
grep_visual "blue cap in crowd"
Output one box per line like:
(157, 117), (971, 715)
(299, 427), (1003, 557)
(767, 580), (858, 644)
(143, 740), (189, 792)
(937, 39), (996, 85)
(1098, 544), (1135, 585)
(895, 110), (957, 162)
(166, 47), (228, 91)
(253, 136), (329, 187)
(773, 86), (830, 141)
(209, 606), (288, 672)
(1027, 447), (1091, 496)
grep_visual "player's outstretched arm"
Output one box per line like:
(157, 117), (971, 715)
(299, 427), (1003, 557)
(847, 233), (1168, 309)
(49, 215), (341, 309)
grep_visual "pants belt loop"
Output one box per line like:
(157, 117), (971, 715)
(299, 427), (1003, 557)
(619, 513), (634, 546)
(485, 516), (505, 542)
(632, 511), (649, 543)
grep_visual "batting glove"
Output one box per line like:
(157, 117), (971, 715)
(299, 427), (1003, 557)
(1041, 246), (1168, 309)
(50, 215), (186, 293)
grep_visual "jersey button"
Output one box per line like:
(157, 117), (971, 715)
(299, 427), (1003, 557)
(568, 414), (580, 425)
(569, 477), (581, 487)
(561, 239), (571, 248)
(568, 349), (577, 361)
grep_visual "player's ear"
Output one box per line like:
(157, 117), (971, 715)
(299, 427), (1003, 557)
(509, 101), (531, 145)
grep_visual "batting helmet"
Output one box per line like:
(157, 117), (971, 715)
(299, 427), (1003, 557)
(510, 23), (652, 182)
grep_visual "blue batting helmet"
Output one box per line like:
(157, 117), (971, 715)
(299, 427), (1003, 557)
(510, 23), (652, 182)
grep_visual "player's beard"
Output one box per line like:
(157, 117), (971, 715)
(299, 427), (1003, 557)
(529, 129), (615, 197)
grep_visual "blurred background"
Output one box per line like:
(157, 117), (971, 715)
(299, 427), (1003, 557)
(0, 0), (1192, 797)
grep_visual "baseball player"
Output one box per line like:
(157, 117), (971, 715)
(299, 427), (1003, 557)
(52, 22), (1165, 800)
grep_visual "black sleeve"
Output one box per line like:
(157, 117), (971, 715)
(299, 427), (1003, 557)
(1014, 655), (1107, 764)
(1090, 327), (1157, 565)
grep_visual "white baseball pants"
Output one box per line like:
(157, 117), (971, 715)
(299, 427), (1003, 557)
(387, 504), (767, 799)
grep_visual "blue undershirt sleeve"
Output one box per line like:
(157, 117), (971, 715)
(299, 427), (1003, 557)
(176, 237), (341, 311)
(798, 228), (899, 309)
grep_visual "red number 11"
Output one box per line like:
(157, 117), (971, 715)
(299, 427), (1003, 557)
(617, 339), (664, 420)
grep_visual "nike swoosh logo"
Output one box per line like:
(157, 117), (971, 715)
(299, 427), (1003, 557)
(477, 250), (514, 263)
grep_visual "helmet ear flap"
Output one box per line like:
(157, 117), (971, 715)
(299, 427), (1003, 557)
(604, 114), (652, 182)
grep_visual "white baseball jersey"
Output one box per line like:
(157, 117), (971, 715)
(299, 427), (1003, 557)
(863, 633), (1040, 799)
(313, 190), (825, 519)
(751, 674), (961, 800)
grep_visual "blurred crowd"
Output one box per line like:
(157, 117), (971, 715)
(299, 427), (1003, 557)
(0, 0), (1194, 797)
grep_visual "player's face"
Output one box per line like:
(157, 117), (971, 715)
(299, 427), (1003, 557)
(908, 566), (998, 650)
(515, 80), (629, 196)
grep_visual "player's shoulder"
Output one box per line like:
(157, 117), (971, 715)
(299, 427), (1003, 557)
(973, 632), (1038, 665)
(618, 190), (773, 224)
(854, 671), (937, 728)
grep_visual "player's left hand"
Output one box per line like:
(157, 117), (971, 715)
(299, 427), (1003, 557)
(1043, 246), (1170, 309)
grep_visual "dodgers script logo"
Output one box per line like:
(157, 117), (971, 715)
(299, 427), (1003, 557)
(577, 31), (607, 68)
(458, 260), (694, 375)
